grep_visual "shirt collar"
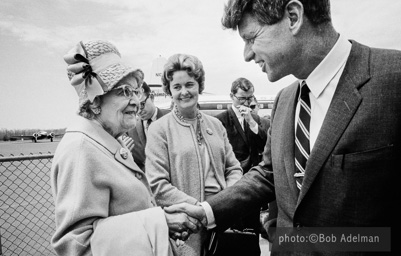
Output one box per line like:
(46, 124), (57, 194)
(231, 104), (242, 119)
(300, 34), (352, 98)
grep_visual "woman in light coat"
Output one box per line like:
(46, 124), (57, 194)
(145, 54), (243, 256)
(51, 40), (200, 256)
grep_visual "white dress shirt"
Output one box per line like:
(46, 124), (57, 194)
(231, 105), (259, 134)
(296, 34), (351, 149)
(202, 34), (352, 229)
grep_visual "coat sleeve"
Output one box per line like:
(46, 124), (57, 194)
(250, 114), (267, 153)
(51, 139), (171, 256)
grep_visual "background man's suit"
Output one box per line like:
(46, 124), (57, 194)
(215, 107), (267, 173)
(127, 108), (169, 171)
(215, 107), (267, 239)
(207, 41), (401, 252)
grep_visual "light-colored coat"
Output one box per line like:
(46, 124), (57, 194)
(51, 115), (173, 256)
(145, 110), (243, 256)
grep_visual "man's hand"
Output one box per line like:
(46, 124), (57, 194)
(164, 203), (208, 227)
(238, 105), (255, 125)
(164, 211), (201, 241)
(121, 135), (135, 151)
(238, 105), (258, 128)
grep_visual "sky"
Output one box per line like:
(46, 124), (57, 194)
(0, 0), (400, 129)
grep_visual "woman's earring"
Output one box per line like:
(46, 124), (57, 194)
(93, 107), (101, 115)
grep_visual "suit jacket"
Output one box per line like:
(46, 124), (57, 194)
(127, 107), (169, 171)
(215, 107), (267, 173)
(207, 41), (401, 254)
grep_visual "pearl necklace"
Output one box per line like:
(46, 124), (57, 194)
(174, 106), (203, 145)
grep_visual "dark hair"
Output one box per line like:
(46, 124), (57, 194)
(231, 77), (254, 94)
(221, 0), (331, 29)
(161, 54), (205, 96)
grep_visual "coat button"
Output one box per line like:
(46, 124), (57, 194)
(120, 148), (128, 159)
(206, 128), (213, 135)
(135, 173), (142, 179)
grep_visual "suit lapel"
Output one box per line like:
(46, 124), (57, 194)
(136, 116), (147, 145)
(297, 41), (371, 204)
(228, 107), (248, 145)
(279, 83), (300, 199)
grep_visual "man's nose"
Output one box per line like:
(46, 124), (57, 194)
(243, 44), (254, 62)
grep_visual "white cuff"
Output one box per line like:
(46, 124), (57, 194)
(249, 121), (259, 134)
(200, 201), (216, 229)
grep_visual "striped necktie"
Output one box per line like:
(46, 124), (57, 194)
(294, 81), (311, 191)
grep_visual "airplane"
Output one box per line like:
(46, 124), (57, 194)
(10, 131), (63, 143)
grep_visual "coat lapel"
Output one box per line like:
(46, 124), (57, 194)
(297, 41), (371, 204)
(68, 116), (145, 176)
(279, 83), (300, 199)
(136, 115), (147, 145)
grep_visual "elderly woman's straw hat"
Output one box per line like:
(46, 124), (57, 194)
(63, 40), (135, 106)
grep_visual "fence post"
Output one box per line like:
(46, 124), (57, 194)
(1, 227), (3, 255)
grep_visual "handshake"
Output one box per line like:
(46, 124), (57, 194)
(163, 203), (208, 244)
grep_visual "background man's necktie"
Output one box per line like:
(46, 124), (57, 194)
(146, 119), (152, 131)
(294, 82), (311, 191)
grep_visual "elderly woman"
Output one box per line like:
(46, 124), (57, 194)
(51, 40), (200, 256)
(145, 54), (243, 256)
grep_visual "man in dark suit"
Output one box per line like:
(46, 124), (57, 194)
(166, 0), (401, 254)
(215, 77), (267, 174)
(214, 78), (267, 255)
(125, 82), (169, 171)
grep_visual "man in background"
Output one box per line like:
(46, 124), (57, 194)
(125, 82), (169, 171)
(214, 77), (267, 255)
(215, 77), (267, 174)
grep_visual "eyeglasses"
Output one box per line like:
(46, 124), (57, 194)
(233, 94), (255, 104)
(140, 94), (150, 109)
(111, 84), (142, 98)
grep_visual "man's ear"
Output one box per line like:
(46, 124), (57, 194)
(285, 0), (304, 35)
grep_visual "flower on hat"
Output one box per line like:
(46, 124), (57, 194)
(63, 40), (135, 107)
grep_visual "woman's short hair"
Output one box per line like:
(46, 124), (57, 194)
(161, 54), (205, 96)
(78, 71), (142, 119)
(222, 0), (331, 29)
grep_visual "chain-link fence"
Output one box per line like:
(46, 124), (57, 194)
(0, 154), (56, 256)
